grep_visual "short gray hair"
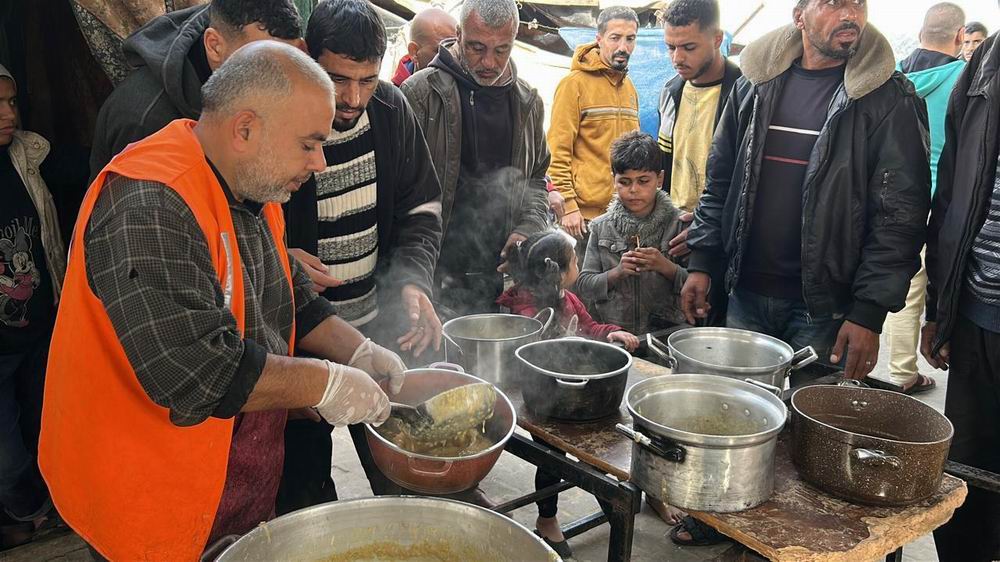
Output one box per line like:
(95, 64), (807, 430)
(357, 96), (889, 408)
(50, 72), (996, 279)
(201, 40), (333, 118)
(921, 2), (965, 45)
(460, 0), (518, 31)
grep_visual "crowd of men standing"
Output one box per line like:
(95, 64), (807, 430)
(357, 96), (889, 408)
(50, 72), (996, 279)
(0, 0), (998, 560)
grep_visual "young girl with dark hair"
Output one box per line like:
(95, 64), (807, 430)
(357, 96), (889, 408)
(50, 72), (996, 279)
(497, 229), (639, 348)
(496, 229), (637, 557)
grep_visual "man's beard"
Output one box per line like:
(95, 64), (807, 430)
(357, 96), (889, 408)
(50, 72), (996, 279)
(460, 55), (507, 87)
(609, 50), (630, 71)
(334, 105), (363, 132)
(235, 142), (294, 204)
(685, 56), (715, 82)
(812, 23), (861, 60)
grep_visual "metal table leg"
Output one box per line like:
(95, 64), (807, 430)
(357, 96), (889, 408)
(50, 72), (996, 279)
(502, 433), (642, 561)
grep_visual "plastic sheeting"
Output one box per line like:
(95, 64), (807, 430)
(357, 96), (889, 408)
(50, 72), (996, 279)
(558, 27), (731, 137)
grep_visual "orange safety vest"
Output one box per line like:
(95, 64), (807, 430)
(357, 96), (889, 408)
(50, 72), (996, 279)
(38, 119), (295, 561)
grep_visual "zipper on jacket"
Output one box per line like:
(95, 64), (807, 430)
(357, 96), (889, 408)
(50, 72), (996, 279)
(798, 88), (848, 316)
(469, 90), (475, 107)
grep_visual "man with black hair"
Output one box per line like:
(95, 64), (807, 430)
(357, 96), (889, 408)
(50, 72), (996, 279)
(681, 0), (929, 385)
(658, 0), (740, 214)
(658, 0), (741, 330)
(402, 0), (550, 317)
(89, 0), (305, 178)
(962, 21), (988, 61)
(548, 6), (639, 253)
(280, 0), (443, 513)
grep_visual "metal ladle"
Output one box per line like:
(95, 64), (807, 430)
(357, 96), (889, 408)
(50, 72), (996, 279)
(389, 382), (497, 440)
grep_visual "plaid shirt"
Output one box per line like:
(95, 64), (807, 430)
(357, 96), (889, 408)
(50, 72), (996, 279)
(84, 173), (334, 426)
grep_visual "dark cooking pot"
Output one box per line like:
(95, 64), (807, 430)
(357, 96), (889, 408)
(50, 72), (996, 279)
(791, 384), (953, 506)
(516, 338), (632, 421)
(364, 366), (515, 494)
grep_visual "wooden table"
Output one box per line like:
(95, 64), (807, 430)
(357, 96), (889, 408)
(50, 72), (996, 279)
(500, 358), (968, 562)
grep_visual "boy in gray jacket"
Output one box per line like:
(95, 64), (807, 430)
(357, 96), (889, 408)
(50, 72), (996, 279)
(577, 132), (687, 334)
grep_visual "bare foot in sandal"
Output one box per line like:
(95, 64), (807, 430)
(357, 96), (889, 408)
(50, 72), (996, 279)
(645, 496), (686, 525)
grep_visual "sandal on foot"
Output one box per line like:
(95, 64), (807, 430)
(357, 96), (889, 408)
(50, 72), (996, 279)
(903, 374), (936, 395)
(534, 529), (573, 559)
(668, 515), (727, 547)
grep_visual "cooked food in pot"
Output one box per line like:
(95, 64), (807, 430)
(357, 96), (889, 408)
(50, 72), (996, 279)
(375, 417), (496, 457)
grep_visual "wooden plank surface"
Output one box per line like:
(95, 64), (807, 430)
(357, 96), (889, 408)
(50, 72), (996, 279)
(689, 433), (966, 561)
(509, 357), (968, 560)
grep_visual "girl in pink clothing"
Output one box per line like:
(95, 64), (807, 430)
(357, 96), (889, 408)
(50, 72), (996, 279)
(497, 229), (638, 349)
(496, 229), (637, 557)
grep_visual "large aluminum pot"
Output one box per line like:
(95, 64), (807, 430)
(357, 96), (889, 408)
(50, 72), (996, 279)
(516, 337), (632, 421)
(791, 384), (953, 506)
(364, 366), (515, 494)
(647, 328), (818, 387)
(216, 497), (560, 561)
(617, 374), (787, 512)
(442, 309), (553, 387)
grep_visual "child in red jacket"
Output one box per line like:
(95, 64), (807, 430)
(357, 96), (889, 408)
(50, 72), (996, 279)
(497, 230), (638, 349)
(496, 229), (637, 557)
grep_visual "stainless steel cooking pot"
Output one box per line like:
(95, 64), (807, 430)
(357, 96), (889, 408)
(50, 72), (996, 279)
(791, 384), (953, 506)
(647, 328), (818, 387)
(516, 337), (632, 421)
(364, 366), (516, 494)
(617, 374), (787, 512)
(215, 497), (560, 561)
(443, 309), (554, 387)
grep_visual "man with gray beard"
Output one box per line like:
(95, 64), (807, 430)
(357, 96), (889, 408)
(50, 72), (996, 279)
(402, 0), (550, 316)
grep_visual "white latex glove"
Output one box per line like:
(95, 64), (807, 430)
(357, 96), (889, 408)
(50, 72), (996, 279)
(349, 338), (406, 394)
(313, 361), (390, 426)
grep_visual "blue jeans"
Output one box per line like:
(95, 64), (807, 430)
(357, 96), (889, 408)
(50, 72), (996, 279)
(0, 337), (51, 522)
(726, 287), (844, 387)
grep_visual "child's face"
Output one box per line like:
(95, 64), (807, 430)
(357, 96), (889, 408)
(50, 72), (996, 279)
(561, 250), (580, 289)
(614, 169), (663, 218)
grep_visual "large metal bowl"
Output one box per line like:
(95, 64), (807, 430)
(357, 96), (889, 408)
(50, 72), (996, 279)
(364, 367), (516, 494)
(443, 310), (552, 387)
(216, 497), (560, 561)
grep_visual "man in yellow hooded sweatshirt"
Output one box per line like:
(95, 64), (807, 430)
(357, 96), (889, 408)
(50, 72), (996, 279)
(547, 7), (640, 255)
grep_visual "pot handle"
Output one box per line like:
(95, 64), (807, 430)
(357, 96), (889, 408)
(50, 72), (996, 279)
(615, 424), (686, 463)
(645, 333), (677, 369)
(789, 346), (819, 370)
(534, 307), (556, 334)
(406, 457), (454, 477)
(851, 448), (902, 470)
(442, 332), (464, 357)
(428, 361), (465, 373)
(743, 378), (783, 398)
(555, 378), (588, 388)
(201, 534), (239, 562)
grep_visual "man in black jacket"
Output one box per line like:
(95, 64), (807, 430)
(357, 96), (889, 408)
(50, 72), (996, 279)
(922, 31), (1000, 562)
(279, 0), (444, 514)
(680, 0), (930, 383)
(89, 0), (304, 179)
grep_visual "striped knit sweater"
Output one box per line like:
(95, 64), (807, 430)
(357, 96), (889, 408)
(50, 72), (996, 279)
(315, 111), (379, 326)
(963, 156), (1000, 331)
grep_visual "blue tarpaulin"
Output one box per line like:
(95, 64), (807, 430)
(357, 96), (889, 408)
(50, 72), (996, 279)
(558, 28), (732, 137)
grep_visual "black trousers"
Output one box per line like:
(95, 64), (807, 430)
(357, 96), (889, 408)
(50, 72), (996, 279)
(276, 421), (400, 515)
(533, 435), (564, 518)
(933, 314), (1000, 562)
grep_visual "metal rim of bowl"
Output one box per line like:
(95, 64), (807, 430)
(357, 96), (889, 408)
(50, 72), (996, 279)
(218, 496), (558, 560)
(364, 369), (517, 461)
(514, 338), (634, 381)
(625, 374), (788, 447)
(442, 313), (544, 343)
(667, 327), (794, 374)
(790, 385), (954, 447)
